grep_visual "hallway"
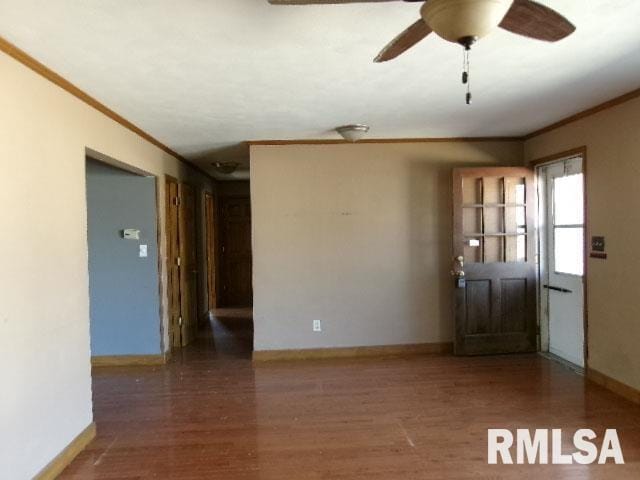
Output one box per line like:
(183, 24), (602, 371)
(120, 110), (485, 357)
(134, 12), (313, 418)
(202, 307), (255, 361)
(59, 312), (640, 479)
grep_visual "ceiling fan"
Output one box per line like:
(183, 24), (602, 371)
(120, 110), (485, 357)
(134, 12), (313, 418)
(268, 0), (575, 103)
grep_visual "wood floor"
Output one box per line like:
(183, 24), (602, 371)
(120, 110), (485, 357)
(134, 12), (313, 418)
(61, 308), (640, 479)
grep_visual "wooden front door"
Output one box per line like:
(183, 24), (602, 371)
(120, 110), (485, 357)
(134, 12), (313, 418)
(220, 196), (252, 307)
(178, 183), (198, 346)
(452, 167), (537, 355)
(165, 177), (182, 348)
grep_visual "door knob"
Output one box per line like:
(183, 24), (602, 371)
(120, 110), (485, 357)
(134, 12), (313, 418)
(451, 256), (465, 278)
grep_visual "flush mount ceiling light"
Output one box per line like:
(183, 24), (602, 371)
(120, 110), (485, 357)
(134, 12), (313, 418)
(269, 0), (575, 104)
(336, 124), (370, 143)
(212, 161), (240, 174)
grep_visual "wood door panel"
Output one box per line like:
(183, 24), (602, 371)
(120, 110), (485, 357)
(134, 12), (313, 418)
(225, 222), (251, 254)
(461, 332), (536, 356)
(500, 278), (527, 333)
(223, 259), (253, 305)
(465, 280), (491, 335)
(179, 183), (198, 347)
(220, 196), (252, 307)
(453, 167), (537, 355)
(165, 177), (181, 348)
(205, 193), (216, 312)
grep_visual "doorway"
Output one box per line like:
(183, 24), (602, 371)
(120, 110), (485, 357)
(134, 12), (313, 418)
(204, 181), (253, 358)
(85, 157), (162, 360)
(537, 155), (586, 367)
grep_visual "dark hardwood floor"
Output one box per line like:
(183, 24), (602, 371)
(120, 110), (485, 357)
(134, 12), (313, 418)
(61, 309), (640, 479)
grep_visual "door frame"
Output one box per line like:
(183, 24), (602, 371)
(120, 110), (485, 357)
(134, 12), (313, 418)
(178, 182), (198, 346)
(155, 176), (166, 355)
(204, 191), (217, 313)
(165, 174), (182, 349)
(531, 146), (589, 368)
(84, 153), (166, 359)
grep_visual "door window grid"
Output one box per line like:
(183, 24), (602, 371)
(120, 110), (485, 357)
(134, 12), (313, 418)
(552, 173), (584, 276)
(462, 176), (527, 264)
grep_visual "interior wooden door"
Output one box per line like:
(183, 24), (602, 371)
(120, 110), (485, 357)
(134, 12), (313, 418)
(220, 196), (252, 307)
(452, 167), (537, 355)
(178, 183), (198, 346)
(204, 192), (217, 312)
(165, 176), (182, 348)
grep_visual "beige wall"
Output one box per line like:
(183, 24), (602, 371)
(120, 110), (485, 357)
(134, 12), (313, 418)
(525, 96), (640, 392)
(0, 52), (212, 478)
(250, 142), (523, 351)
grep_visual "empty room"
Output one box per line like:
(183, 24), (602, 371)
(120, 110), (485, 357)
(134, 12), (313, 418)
(2, 1), (640, 479)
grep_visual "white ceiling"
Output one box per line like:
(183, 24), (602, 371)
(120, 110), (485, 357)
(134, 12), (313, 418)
(1, 0), (639, 176)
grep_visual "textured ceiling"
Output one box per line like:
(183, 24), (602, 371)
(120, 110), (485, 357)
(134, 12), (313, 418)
(1, 0), (639, 177)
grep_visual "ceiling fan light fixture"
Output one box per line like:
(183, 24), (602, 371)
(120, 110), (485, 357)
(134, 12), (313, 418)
(212, 161), (240, 174)
(421, 0), (513, 45)
(336, 124), (370, 143)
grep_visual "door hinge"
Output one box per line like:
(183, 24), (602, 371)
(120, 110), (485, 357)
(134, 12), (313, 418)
(178, 316), (183, 327)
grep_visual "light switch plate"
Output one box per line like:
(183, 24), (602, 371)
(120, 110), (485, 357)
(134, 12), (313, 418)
(139, 244), (148, 258)
(123, 228), (141, 240)
(313, 320), (322, 332)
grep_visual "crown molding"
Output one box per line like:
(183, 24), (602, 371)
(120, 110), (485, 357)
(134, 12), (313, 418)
(528, 146), (587, 167)
(0, 35), (216, 183)
(248, 137), (523, 146)
(524, 87), (640, 140)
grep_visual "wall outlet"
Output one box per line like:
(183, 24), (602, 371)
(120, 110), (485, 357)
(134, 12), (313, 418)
(139, 244), (148, 258)
(313, 320), (322, 332)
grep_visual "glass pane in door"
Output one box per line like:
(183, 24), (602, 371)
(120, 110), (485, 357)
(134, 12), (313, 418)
(554, 174), (584, 225)
(554, 227), (584, 275)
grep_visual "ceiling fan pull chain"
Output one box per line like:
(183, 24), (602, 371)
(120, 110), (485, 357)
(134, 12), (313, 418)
(462, 48), (468, 85)
(462, 46), (472, 105)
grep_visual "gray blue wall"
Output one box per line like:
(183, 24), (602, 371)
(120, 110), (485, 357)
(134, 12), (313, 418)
(86, 159), (161, 355)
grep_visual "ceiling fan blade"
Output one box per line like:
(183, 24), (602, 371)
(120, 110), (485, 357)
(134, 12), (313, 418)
(500, 0), (575, 42)
(374, 19), (432, 63)
(268, 0), (399, 4)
